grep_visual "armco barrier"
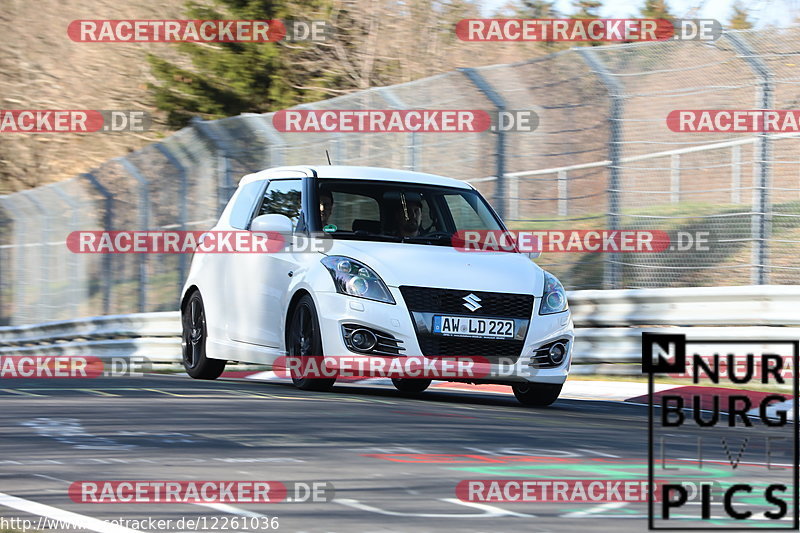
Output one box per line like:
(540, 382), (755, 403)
(570, 326), (800, 375)
(0, 312), (181, 362)
(0, 287), (797, 375)
(568, 285), (800, 327)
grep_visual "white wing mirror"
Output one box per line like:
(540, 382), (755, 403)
(250, 214), (293, 233)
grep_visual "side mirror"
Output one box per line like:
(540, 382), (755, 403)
(526, 251), (541, 260)
(250, 214), (293, 233)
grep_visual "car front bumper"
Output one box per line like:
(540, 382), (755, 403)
(312, 287), (573, 385)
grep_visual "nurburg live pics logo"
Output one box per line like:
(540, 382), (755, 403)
(643, 332), (799, 530)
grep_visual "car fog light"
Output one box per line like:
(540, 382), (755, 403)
(548, 342), (567, 365)
(351, 329), (377, 351)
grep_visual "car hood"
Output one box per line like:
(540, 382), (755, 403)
(324, 240), (544, 295)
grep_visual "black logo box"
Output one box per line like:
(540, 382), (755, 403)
(643, 333), (799, 530)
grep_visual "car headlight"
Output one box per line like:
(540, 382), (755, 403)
(321, 256), (395, 304)
(539, 271), (568, 314)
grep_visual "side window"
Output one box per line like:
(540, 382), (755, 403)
(229, 181), (267, 230)
(255, 179), (303, 228)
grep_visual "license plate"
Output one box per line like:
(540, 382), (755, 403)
(432, 315), (515, 339)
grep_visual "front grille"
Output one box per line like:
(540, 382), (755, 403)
(417, 336), (524, 364)
(399, 286), (534, 318)
(399, 286), (532, 365)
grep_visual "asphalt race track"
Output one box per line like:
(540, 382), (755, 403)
(0, 374), (794, 532)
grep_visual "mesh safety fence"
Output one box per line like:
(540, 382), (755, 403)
(1, 28), (798, 324)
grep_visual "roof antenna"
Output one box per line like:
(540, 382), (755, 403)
(325, 149), (332, 165)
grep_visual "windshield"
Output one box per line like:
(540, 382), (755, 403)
(312, 179), (503, 245)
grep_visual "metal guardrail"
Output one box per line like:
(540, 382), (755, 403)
(1, 287), (798, 375)
(571, 326), (800, 376)
(0, 312), (181, 362)
(568, 285), (800, 327)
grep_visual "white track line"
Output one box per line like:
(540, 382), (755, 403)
(0, 491), (143, 533)
(562, 501), (629, 518)
(336, 497), (533, 517)
(192, 502), (266, 517)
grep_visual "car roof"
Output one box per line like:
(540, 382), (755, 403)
(238, 165), (473, 190)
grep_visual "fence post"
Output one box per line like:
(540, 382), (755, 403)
(727, 32), (772, 285)
(731, 144), (741, 204)
(0, 198), (26, 325)
(117, 157), (150, 312)
(82, 172), (113, 315)
(460, 67), (507, 220)
(241, 113), (286, 167)
(509, 174), (520, 220)
(670, 154), (680, 203)
(191, 117), (235, 216)
(558, 170), (568, 216)
(577, 48), (623, 289)
(52, 185), (82, 319)
(21, 192), (49, 323)
(155, 143), (189, 290)
(380, 87), (418, 171)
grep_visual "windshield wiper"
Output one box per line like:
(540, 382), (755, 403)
(331, 231), (402, 242)
(401, 233), (453, 244)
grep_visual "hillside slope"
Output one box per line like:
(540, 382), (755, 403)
(0, 0), (188, 192)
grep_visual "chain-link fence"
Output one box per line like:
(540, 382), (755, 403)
(1, 28), (799, 325)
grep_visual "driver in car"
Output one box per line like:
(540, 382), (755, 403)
(319, 190), (334, 226)
(392, 193), (423, 238)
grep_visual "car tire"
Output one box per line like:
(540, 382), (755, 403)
(181, 291), (226, 380)
(512, 382), (562, 407)
(287, 294), (336, 391)
(391, 377), (432, 394)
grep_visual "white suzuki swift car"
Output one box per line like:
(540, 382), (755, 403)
(181, 165), (573, 406)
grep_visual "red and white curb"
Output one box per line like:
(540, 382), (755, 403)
(221, 370), (795, 420)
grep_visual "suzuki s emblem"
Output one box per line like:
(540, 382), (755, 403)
(463, 294), (482, 312)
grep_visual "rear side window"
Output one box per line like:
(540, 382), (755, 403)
(256, 179), (303, 228)
(229, 181), (266, 229)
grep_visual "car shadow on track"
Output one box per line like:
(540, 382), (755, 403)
(210, 375), (641, 415)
